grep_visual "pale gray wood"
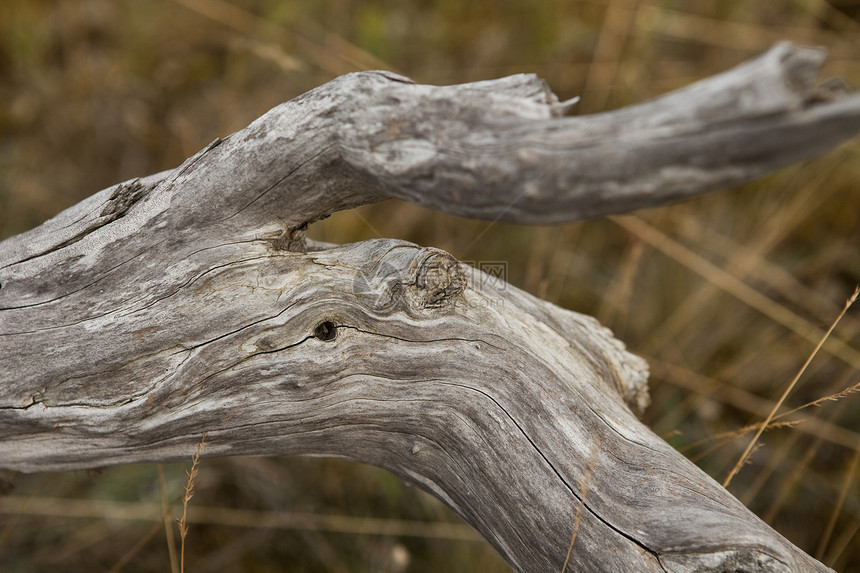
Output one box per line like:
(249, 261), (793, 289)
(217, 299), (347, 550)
(1, 42), (855, 572)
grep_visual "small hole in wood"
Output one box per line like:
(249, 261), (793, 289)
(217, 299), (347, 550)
(313, 321), (337, 342)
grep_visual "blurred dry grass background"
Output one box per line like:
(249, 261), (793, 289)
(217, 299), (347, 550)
(1, 0), (859, 571)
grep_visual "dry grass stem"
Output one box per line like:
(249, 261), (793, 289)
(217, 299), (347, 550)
(684, 419), (802, 461)
(654, 360), (860, 453)
(0, 495), (482, 540)
(581, 0), (638, 112)
(158, 464), (180, 573)
(817, 449), (860, 561)
(740, 430), (803, 507)
(642, 161), (844, 356)
(106, 520), (163, 573)
(171, 0), (393, 75)
(780, 380), (860, 416)
(561, 440), (600, 573)
(0, 475), (49, 549)
(723, 286), (859, 487)
(825, 519), (860, 569)
(178, 433), (207, 573)
(763, 430), (826, 523)
(612, 216), (860, 370)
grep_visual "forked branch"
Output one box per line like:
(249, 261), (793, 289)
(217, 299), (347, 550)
(1, 42), (857, 572)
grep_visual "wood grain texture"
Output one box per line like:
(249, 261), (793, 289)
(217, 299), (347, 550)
(2, 42), (856, 572)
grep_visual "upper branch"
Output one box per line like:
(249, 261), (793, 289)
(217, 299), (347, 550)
(340, 41), (860, 222)
(3, 42), (858, 272)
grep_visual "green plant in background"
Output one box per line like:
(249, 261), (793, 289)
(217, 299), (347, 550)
(0, 1), (858, 571)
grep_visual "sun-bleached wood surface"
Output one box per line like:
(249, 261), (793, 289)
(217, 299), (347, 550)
(2, 42), (858, 572)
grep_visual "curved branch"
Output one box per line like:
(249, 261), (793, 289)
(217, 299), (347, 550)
(1, 42), (854, 572)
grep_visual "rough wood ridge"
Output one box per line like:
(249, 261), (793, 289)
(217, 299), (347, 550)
(2, 42), (858, 572)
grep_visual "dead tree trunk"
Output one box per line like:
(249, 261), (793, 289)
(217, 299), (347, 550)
(1, 42), (858, 572)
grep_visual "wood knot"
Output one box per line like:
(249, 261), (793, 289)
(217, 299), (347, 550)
(407, 249), (466, 311)
(351, 243), (466, 316)
(313, 320), (338, 342)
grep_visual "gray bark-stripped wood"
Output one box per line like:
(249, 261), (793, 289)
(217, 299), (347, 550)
(1, 42), (856, 572)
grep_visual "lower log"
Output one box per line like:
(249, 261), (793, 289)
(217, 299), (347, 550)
(0, 237), (832, 572)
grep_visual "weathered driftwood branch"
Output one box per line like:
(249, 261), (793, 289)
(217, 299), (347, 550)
(1, 42), (858, 572)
